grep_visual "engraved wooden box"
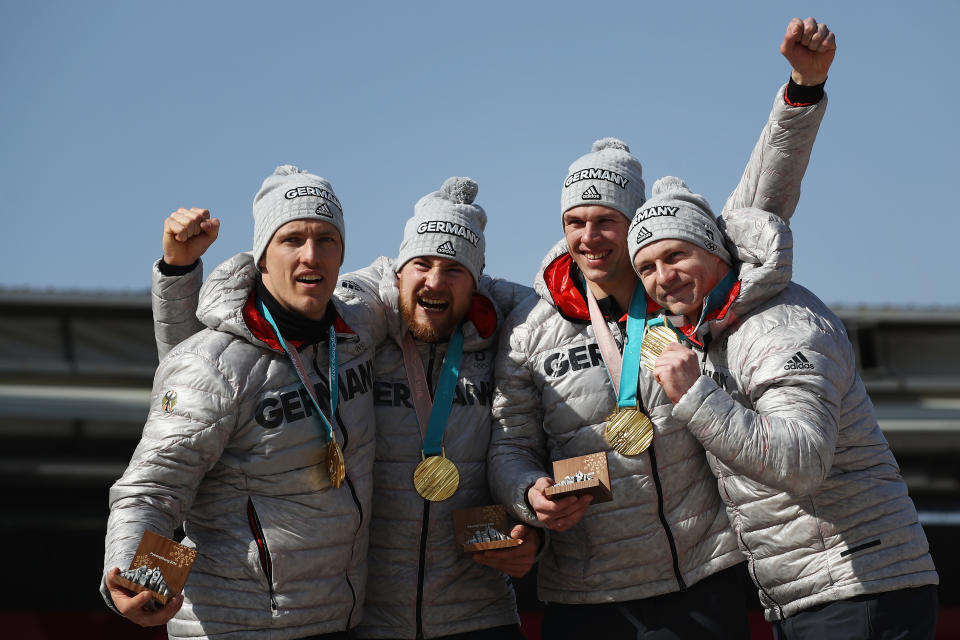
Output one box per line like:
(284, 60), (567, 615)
(113, 530), (197, 605)
(452, 505), (522, 555)
(543, 451), (613, 503)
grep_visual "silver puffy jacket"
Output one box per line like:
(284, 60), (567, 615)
(102, 252), (382, 640)
(670, 208), (938, 621)
(488, 84), (827, 604)
(341, 258), (533, 638)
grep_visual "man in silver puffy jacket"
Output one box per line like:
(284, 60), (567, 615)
(337, 177), (540, 639)
(488, 18), (836, 639)
(148, 178), (540, 639)
(631, 177), (939, 638)
(102, 166), (382, 640)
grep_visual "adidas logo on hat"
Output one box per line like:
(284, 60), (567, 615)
(437, 241), (456, 256)
(635, 226), (652, 243)
(315, 203), (333, 218)
(581, 185), (601, 200)
(784, 352), (815, 370)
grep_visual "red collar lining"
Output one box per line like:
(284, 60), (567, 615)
(467, 293), (498, 339)
(242, 293), (354, 352)
(543, 253), (634, 322)
(675, 280), (741, 342)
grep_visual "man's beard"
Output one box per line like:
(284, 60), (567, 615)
(400, 292), (456, 343)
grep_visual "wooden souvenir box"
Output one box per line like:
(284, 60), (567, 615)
(452, 505), (522, 555)
(543, 451), (613, 504)
(113, 530), (197, 605)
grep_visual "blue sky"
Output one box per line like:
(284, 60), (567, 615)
(2, 1), (957, 306)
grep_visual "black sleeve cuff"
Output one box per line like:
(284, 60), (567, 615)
(784, 77), (826, 106)
(158, 258), (200, 276)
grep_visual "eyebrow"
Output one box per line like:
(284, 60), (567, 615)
(278, 228), (337, 240)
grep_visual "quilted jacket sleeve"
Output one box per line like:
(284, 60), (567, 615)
(488, 303), (551, 527)
(337, 257), (392, 345)
(672, 316), (851, 495)
(101, 346), (237, 612)
(152, 259), (204, 361)
(480, 276), (535, 319)
(723, 84), (827, 223)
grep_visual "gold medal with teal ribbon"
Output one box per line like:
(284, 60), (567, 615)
(603, 282), (655, 456)
(258, 299), (345, 489)
(641, 318), (680, 371)
(413, 448), (459, 502)
(410, 325), (464, 502)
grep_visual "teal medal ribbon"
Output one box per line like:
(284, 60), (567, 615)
(652, 269), (737, 349)
(256, 298), (345, 487)
(257, 298), (338, 442)
(587, 280), (657, 456)
(694, 269), (738, 328)
(421, 324), (464, 456)
(616, 280), (648, 410)
(406, 323), (464, 502)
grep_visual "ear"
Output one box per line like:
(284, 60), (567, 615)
(395, 259), (409, 283)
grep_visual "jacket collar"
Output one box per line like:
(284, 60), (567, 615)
(537, 239), (657, 324)
(241, 294), (355, 352)
(198, 251), (356, 351)
(689, 207), (794, 341)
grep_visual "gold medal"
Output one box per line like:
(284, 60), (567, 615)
(641, 324), (680, 371)
(327, 440), (345, 488)
(413, 451), (460, 502)
(604, 406), (654, 455)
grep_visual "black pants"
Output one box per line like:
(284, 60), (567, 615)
(540, 564), (750, 640)
(435, 625), (527, 639)
(299, 631), (355, 640)
(771, 585), (938, 640)
(372, 624), (526, 640)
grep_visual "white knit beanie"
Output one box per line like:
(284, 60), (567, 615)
(396, 177), (487, 283)
(252, 165), (345, 268)
(561, 137), (646, 222)
(628, 176), (731, 269)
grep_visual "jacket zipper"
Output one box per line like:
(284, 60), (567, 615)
(648, 446), (686, 590)
(415, 343), (439, 639)
(614, 318), (686, 590)
(425, 343), (438, 395)
(246, 497), (279, 612)
(336, 408), (363, 629)
(415, 498), (431, 640)
(739, 529), (784, 619)
(315, 357), (365, 630)
(698, 334), (712, 376)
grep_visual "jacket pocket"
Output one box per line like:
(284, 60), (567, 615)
(247, 496), (279, 613)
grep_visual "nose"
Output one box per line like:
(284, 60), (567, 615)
(300, 239), (322, 266)
(656, 261), (677, 283)
(582, 221), (601, 242)
(424, 267), (443, 289)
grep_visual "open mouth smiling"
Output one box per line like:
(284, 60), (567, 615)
(582, 250), (611, 261)
(418, 295), (450, 312)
